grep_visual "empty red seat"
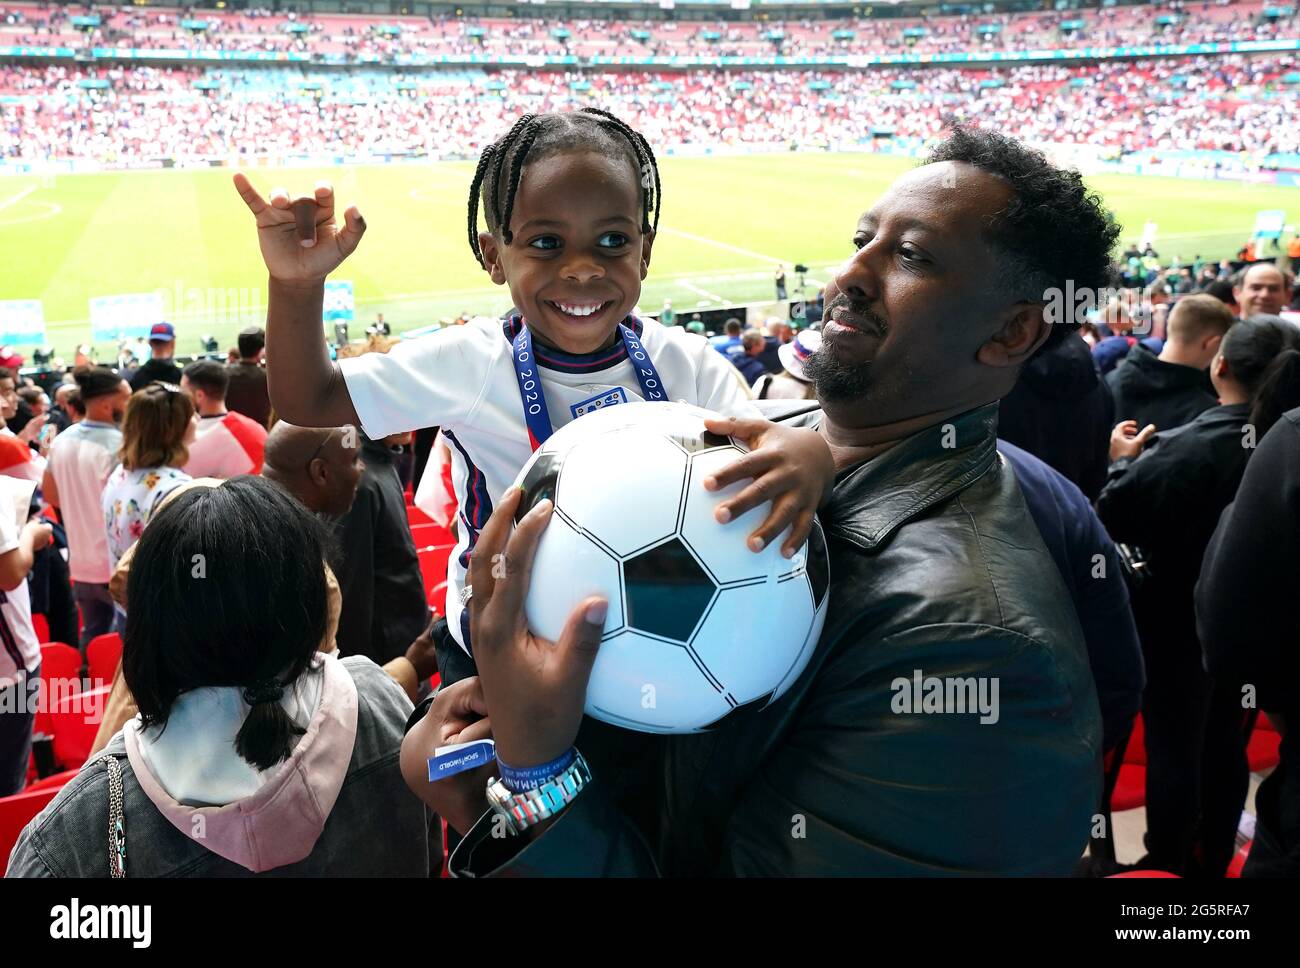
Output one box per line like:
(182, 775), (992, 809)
(31, 613), (49, 643)
(23, 769), (79, 793)
(1110, 714), (1147, 812)
(86, 632), (123, 686)
(407, 504), (434, 527)
(418, 544), (454, 596)
(2, 785), (61, 872)
(1108, 870), (1180, 878)
(429, 580), (448, 617)
(34, 643), (83, 743)
(38, 642), (81, 684)
(48, 684), (110, 772)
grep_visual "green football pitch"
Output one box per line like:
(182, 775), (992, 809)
(2, 151), (1298, 356)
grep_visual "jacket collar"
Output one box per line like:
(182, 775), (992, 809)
(820, 403), (1000, 553)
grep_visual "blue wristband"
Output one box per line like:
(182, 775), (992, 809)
(497, 747), (577, 792)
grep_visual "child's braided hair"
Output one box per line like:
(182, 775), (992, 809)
(467, 108), (661, 269)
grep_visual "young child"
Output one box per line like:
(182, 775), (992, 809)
(233, 108), (834, 665)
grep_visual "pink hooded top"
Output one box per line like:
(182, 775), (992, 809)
(122, 652), (359, 873)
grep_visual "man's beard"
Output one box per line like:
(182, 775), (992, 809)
(803, 346), (874, 404)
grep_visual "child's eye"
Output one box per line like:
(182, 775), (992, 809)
(528, 236), (561, 251)
(597, 232), (630, 249)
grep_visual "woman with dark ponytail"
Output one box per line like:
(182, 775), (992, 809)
(1097, 314), (1300, 877)
(7, 476), (431, 877)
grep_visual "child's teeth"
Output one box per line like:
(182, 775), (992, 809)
(558, 303), (601, 317)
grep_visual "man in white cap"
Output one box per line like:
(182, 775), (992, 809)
(754, 329), (821, 400)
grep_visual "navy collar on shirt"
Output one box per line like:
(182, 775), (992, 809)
(500, 314), (645, 375)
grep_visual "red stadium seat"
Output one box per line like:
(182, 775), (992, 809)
(48, 684), (110, 772)
(1227, 840), (1251, 878)
(410, 522), (453, 549)
(407, 504), (434, 527)
(429, 581), (449, 617)
(1111, 714), (1147, 812)
(1246, 712), (1281, 773)
(86, 632), (123, 686)
(24, 769), (79, 793)
(31, 613), (49, 644)
(1107, 870), (1180, 878)
(34, 643), (83, 745)
(1, 785), (60, 873)
(38, 642), (82, 684)
(419, 544), (454, 597)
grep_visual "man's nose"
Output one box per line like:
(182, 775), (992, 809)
(832, 246), (879, 304)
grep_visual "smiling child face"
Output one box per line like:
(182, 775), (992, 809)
(478, 150), (654, 355)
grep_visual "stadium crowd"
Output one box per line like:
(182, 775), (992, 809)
(1, 0), (1295, 60)
(2, 54), (1298, 162)
(0, 100), (1297, 881)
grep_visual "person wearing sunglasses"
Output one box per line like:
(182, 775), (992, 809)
(101, 382), (197, 632)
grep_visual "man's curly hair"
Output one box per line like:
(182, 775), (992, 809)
(924, 124), (1121, 312)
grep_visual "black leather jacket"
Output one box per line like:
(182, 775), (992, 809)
(451, 403), (1103, 876)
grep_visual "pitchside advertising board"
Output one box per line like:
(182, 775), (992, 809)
(89, 292), (165, 343)
(0, 299), (46, 345)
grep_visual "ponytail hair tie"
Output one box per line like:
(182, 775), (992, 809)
(243, 679), (285, 706)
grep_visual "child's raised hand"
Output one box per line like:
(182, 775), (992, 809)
(702, 416), (836, 559)
(232, 174), (366, 286)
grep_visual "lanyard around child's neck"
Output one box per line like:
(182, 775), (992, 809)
(510, 319), (668, 452)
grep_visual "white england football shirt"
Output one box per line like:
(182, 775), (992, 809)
(339, 315), (756, 653)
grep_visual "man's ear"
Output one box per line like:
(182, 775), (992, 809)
(976, 304), (1050, 368)
(640, 228), (655, 280)
(307, 457), (328, 489)
(478, 232), (507, 286)
(1204, 333), (1224, 357)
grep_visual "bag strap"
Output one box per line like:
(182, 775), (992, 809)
(96, 752), (126, 878)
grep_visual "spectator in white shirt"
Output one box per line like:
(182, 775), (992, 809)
(181, 360), (268, 479)
(42, 366), (131, 647)
(0, 496), (53, 795)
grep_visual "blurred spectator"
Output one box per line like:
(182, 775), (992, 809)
(0, 371), (48, 482)
(0, 497), (53, 796)
(1234, 263), (1290, 319)
(999, 329), (1114, 500)
(1097, 315), (1300, 876)
(129, 322), (183, 391)
(47, 385), (78, 433)
(710, 318), (743, 356)
(261, 422), (364, 518)
(729, 330), (768, 386)
(659, 299), (675, 328)
(101, 380), (195, 631)
(1105, 293), (1234, 432)
(181, 360), (267, 479)
(333, 431), (427, 666)
(42, 366), (131, 646)
(226, 326), (271, 428)
(1197, 405), (1300, 877)
(754, 329), (819, 400)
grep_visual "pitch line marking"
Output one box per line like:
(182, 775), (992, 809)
(681, 280), (725, 304)
(0, 199), (62, 227)
(659, 227), (788, 265)
(0, 183), (38, 212)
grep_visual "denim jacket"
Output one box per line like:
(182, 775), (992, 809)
(7, 656), (432, 877)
